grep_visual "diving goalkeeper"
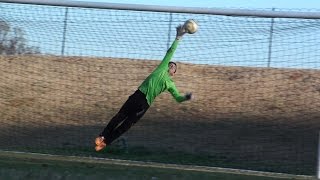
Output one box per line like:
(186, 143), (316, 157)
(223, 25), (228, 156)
(95, 24), (193, 151)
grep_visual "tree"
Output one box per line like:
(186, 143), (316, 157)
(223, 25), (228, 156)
(0, 19), (40, 55)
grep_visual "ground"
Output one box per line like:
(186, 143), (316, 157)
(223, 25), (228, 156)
(0, 55), (319, 174)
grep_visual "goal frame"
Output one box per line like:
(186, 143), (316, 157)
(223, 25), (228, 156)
(1, 0), (320, 19)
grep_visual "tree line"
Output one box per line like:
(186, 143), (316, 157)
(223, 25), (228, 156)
(0, 19), (40, 55)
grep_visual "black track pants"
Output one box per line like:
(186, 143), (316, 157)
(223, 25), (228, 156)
(100, 90), (149, 144)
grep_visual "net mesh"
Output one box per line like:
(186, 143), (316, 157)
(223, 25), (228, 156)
(1, 2), (320, 175)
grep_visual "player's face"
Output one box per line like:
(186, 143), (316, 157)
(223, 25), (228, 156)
(169, 63), (177, 76)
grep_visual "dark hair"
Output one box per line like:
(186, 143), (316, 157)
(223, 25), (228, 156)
(169, 61), (177, 73)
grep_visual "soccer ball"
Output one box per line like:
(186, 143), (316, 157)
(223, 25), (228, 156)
(183, 19), (198, 34)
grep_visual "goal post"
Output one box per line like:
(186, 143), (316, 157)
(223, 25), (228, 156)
(318, 131), (320, 179)
(1, 0), (320, 19)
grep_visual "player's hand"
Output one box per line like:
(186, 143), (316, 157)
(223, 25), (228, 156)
(176, 25), (186, 40)
(185, 92), (193, 101)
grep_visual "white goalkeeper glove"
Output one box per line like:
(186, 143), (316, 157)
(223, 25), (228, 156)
(176, 25), (186, 40)
(185, 92), (193, 101)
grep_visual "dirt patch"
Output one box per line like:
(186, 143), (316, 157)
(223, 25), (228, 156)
(0, 55), (319, 171)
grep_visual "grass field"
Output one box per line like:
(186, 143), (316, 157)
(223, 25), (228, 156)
(9, 144), (315, 176)
(0, 150), (314, 180)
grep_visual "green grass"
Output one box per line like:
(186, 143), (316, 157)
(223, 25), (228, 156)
(0, 153), (309, 180)
(11, 145), (314, 175)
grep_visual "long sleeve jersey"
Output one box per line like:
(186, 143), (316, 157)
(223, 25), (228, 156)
(138, 39), (187, 105)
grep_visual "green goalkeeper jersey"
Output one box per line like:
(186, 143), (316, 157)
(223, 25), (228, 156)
(138, 39), (187, 105)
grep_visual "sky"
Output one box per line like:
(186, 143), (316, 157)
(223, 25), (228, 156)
(71, 0), (320, 9)
(2, 0), (320, 69)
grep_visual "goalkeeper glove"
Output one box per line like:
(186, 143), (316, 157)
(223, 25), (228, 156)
(176, 25), (186, 40)
(185, 92), (193, 101)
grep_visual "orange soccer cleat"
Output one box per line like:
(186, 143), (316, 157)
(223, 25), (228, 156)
(95, 136), (107, 151)
(95, 136), (105, 146)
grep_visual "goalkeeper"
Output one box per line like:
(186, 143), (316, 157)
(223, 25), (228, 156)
(95, 24), (193, 151)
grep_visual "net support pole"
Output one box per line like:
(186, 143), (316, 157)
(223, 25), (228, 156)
(267, 8), (275, 68)
(317, 131), (320, 179)
(166, 13), (173, 50)
(61, 7), (69, 56)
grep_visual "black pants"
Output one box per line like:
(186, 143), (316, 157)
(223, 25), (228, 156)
(100, 90), (149, 145)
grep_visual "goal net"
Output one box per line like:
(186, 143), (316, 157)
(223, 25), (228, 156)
(0, 0), (320, 176)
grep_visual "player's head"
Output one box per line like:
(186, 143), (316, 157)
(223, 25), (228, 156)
(168, 62), (177, 76)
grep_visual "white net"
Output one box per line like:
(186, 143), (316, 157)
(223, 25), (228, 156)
(1, 1), (320, 175)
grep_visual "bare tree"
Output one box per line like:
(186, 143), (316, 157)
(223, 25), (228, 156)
(0, 19), (40, 55)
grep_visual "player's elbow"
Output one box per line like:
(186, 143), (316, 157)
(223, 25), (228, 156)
(174, 96), (185, 103)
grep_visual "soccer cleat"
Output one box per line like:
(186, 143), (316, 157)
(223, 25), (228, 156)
(95, 142), (106, 152)
(95, 136), (105, 146)
(95, 136), (107, 152)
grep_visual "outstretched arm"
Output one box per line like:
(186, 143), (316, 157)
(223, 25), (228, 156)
(155, 25), (186, 71)
(168, 83), (193, 103)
